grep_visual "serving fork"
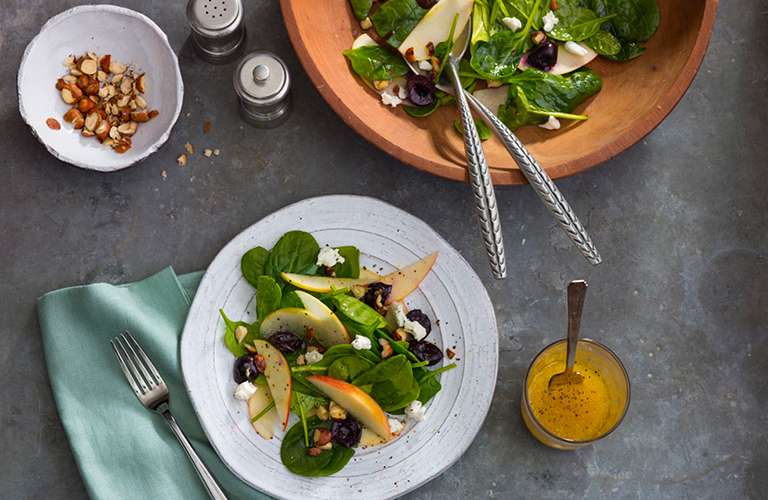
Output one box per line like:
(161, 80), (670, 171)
(111, 331), (228, 500)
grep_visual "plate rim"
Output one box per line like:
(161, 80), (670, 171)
(180, 195), (499, 499)
(279, 0), (718, 185)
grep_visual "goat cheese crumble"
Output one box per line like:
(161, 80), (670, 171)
(316, 247), (345, 267)
(418, 60), (433, 71)
(390, 302), (428, 340)
(539, 115), (561, 130)
(234, 381), (257, 401)
(352, 335), (372, 350)
(381, 91), (403, 108)
(502, 16), (523, 32)
(404, 400), (427, 422)
(306, 350), (324, 364)
(388, 418), (405, 435)
(564, 41), (589, 56)
(543, 11), (559, 32)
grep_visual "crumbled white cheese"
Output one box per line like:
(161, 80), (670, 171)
(306, 350), (324, 364)
(388, 417), (405, 435)
(404, 400), (427, 422)
(360, 17), (372, 30)
(543, 11), (559, 32)
(316, 246), (345, 267)
(564, 41), (589, 57)
(381, 91), (403, 108)
(397, 85), (408, 100)
(352, 335), (372, 350)
(391, 302), (408, 327)
(502, 16), (523, 32)
(538, 115), (561, 130)
(234, 381), (257, 401)
(418, 60), (433, 71)
(404, 319), (428, 340)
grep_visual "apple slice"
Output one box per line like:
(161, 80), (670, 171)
(282, 268), (380, 293)
(260, 307), (321, 340)
(294, 291), (350, 346)
(359, 426), (387, 446)
(306, 375), (391, 441)
(398, 0), (474, 61)
(352, 33), (377, 50)
(248, 385), (278, 439)
(379, 252), (437, 304)
(473, 85), (510, 116)
(252, 340), (291, 430)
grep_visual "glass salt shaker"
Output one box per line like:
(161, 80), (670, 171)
(186, 0), (246, 64)
(234, 52), (293, 128)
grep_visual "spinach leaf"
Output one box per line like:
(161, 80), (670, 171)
(415, 372), (442, 405)
(292, 373), (329, 398)
(498, 68), (602, 130)
(470, 30), (528, 80)
(584, 29), (621, 56)
(291, 391), (330, 447)
(220, 309), (258, 357)
(332, 295), (390, 331)
(383, 376), (420, 412)
(372, 0), (428, 49)
(604, 39), (645, 61)
(602, 0), (659, 43)
(370, 360), (414, 409)
(264, 231), (320, 285)
(547, 1), (615, 42)
(453, 119), (492, 141)
(328, 356), (375, 381)
(342, 46), (410, 81)
(348, 0), (373, 21)
(241, 246), (269, 288)
(281, 417), (355, 477)
(331, 246), (360, 279)
(256, 276), (282, 327)
(404, 102), (441, 118)
(281, 290), (305, 309)
(352, 354), (408, 386)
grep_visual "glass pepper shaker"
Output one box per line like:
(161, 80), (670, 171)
(186, 0), (246, 64)
(234, 52), (293, 128)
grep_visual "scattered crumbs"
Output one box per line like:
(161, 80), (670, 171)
(186, 112), (191, 117)
(204, 149), (213, 157)
(213, 148), (220, 156)
(161, 170), (167, 179)
(204, 121), (211, 133)
(185, 142), (195, 154)
(435, 319), (441, 325)
(190, 175), (195, 182)
(177, 154), (187, 166)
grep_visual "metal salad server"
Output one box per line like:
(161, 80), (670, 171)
(407, 26), (506, 280)
(407, 28), (601, 266)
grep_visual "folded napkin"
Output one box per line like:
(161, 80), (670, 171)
(37, 267), (271, 500)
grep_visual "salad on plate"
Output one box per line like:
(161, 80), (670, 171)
(343, 0), (660, 133)
(220, 230), (455, 477)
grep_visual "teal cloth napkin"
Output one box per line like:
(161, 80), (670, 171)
(37, 267), (271, 500)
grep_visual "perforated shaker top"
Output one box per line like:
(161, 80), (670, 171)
(188, 0), (240, 32)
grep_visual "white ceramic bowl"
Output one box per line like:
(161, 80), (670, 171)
(18, 5), (183, 172)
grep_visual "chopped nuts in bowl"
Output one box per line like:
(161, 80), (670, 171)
(18, 5), (183, 172)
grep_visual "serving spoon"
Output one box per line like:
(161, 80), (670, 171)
(406, 28), (601, 266)
(548, 280), (588, 389)
(408, 27), (506, 279)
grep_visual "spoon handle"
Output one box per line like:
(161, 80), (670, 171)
(445, 60), (506, 280)
(463, 91), (601, 266)
(566, 280), (588, 370)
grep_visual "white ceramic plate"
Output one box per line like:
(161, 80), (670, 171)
(180, 195), (498, 499)
(17, 5), (183, 171)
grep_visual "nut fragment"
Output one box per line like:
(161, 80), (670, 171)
(177, 154), (188, 166)
(295, 354), (306, 366)
(131, 110), (149, 123)
(307, 447), (323, 457)
(307, 344), (326, 354)
(78, 58), (98, 75)
(329, 401), (347, 420)
(61, 55), (75, 67)
(100, 54), (111, 72)
(73, 116), (85, 130)
(111, 73), (124, 84)
(94, 120), (111, 140)
(531, 30), (547, 45)
(117, 121), (138, 137)
(446, 348), (456, 360)
(316, 405), (329, 421)
(55, 78), (66, 90)
(204, 149), (213, 157)
(373, 80), (388, 91)
(135, 74), (147, 93)
(63, 108), (83, 123)
(313, 428), (332, 447)
(184, 141), (195, 154)
(148, 110), (159, 119)
(83, 79), (100, 96)
(379, 338), (393, 358)
(109, 126), (122, 141)
(63, 75), (77, 84)
(253, 354), (267, 373)
(61, 84), (83, 104)
(235, 326), (248, 343)
(81, 129), (95, 137)
(46, 118), (61, 130)
(119, 77), (133, 95)
(550, 0), (559, 9)
(404, 47), (416, 62)
(97, 70), (108, 82)
(426, 41), (435, 56)
(135, 95), (147, 109)
(392, 328), (410, 342)
(78, 98), (96, 113)
(113, 139), (131, 154)
(204, 121), (211, 133)
(84, 111), (101, 131)
(213, 148), (220, 156)
(109, 61), (127, 74)
(76, 74), (90, 90)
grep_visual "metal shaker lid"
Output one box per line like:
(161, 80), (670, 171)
(187, 0), (241, 37)
(234, 52), (290, 107)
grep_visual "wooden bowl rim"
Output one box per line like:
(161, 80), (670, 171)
(281, 0), (718, 185)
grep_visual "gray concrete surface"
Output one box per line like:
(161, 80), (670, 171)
(1, 1), (765, 499)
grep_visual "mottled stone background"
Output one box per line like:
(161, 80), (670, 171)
(0, 1), (765, 498)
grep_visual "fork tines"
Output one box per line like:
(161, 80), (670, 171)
(110, 331), (166, 399)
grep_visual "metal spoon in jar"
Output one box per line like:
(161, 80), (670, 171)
(408, 26), (506, 279)
(548, 280), (588, 389)
(406, 29), (601, 267)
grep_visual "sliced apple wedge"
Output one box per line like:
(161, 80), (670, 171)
(252, 340), (291, 431)
(282, 269), (380, 293)
(359, 426), (388, 446)
(379, 252), (437, 305)
(248, 386), (278, 439)
(399, 0), (474, 61)
(295, 291), (350, 346)
(306, 375), (391, 441)
(473, 85), (510, 116)
(260, 308), (321, 340)
(519, 42), (598, 75)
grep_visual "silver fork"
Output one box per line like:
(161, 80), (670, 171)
(111, 332), (228, 500)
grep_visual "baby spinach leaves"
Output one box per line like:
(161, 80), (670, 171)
(343, 46), (410, 81)
(264, 231), (320, 284)
(372, 0), (428, 49)
(498, 68), (602, 130)
(583, 0), (659, 60)
(584, 30), (622, 56)
(256, 276), (282, 328)
(453, 119), (493, 141)
(330, 246), (360, 279)
(328, 356), (375, 381)
(547, 1), (616, 42)
(281, 417), (355, 477)
(348, 0), (373, 21)
(241, 246), (269, 288)
(220, 310), (258, 357)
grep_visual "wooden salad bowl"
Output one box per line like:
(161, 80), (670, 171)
(281, 1), (718, 185)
